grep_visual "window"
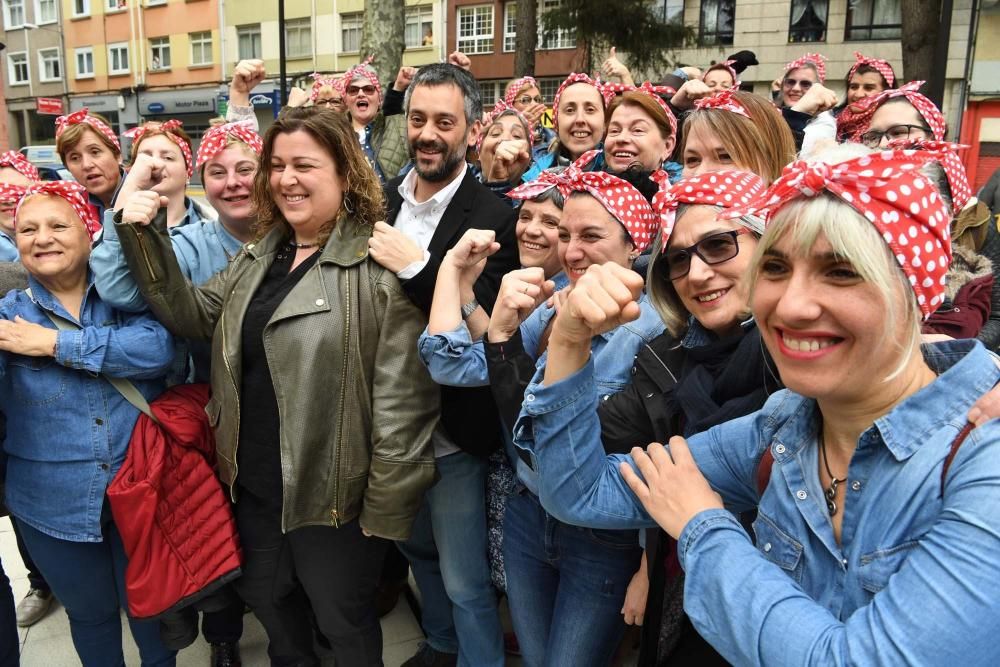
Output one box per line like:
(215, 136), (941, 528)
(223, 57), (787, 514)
(503, 2), (516, 52)
(146, 0), (165, 5)
(789, 0), (828, 42)
(538, 0), (575, 50)
(149, 36), (170, 70)
(106, 0), (126, 10)
(285, 17), (311, 58)
(189, 30), (212, 65)
(237, 24), (261, 60)
(3, 0), (26, 28)
(72, 0), (90, 16)
(699, 0), (734, 46)
(655, 0), (684, 24)
(35, 0), (57, 23)
(7, 52), (29, 85)
(108, 42), (129, 75)
(405, 5), (434, 48)
(75, 47), (94, 78)
(457, 5), (493, 54)
(478, 79), (505, 103)
(538, 77), (561, 103)
(340, 13), (361, 53)
(37, 47), (61, 81)
(846, 0), (901, 40)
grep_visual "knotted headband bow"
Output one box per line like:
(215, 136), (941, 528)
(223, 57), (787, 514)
(55, 108), (121, 153)
(310, 72), (344, 102)
(703, 60), (741, 88)
(195, 120), (264, 169)
(507, 149), (662, 253)
(0, 181), (101, 239)
(602, 81), (679, 139)
(341, 55), (382, 100)
(840, 81), (946, 144)
(783, 52), (828, 82)
(726, 149), (953, 317)
(0, 151), (40, 182)
(552, 73), (615, 129)
(504, 76), (540, 106)
(693, 88), (752, 119)
(477, 99), (534, 153)
(124, 120), (193, 177)
(886, 139), (973, 212)
(651, 170), (766, 242)
(847, 51), (896, 88)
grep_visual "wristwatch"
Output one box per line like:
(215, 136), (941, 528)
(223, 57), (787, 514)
(461, 298), (479, 320)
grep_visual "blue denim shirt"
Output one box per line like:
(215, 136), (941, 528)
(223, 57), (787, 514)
(513, 339), (1000, 665)
(0, 274), (174, 542)
(0, 232), (17, 262)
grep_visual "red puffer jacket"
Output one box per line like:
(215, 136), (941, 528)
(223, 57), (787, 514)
(108, 383), (242, 619)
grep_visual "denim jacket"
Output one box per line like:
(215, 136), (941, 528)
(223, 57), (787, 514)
(0, 232), (16, 262)
(0, 274), (174, 542)
(91, 198), (229, 313)
(513, 339), (1000, 665)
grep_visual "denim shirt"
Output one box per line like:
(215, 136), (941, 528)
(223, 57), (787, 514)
(513, 339), (1000, 665)
(90, 198), (229, 314)
(0, 232), (16, 262)
(0, 274), (174, 542)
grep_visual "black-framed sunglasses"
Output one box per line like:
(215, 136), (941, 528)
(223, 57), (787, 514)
(346, 85), (377, 95)
(660, 229), (752, 280)
(860, 124), (932, 148)
(782, 78), (813, 91)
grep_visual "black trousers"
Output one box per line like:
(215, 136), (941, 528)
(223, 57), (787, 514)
(234, 492), (388, 667)
(12, 518), (48, 592)
(200, 590), (245, 645)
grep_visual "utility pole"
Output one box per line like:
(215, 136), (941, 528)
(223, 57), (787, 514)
(278, 0), (287, 106)
(927, 0), (954, 109)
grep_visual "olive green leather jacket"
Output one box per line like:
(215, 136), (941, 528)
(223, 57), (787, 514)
(115, 210), (439, 540)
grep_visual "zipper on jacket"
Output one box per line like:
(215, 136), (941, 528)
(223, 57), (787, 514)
(133, 227), (159, 282)
(331, 270), (352, 529)
(220, 309), (242, 503)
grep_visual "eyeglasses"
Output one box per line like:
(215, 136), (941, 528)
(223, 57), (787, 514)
(860, 124), (932, 148)
(660, 229), (752, 280)
(782, 78), (813, 91)
(315, 99), (343, 107)
(345, 85), (377, 96)
(517, 95), (544, 105)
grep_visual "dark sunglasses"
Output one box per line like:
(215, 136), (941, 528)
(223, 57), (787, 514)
(782, 78), (813, 91)
(346, 85), (377, 95)
(661, 229), (752, 280)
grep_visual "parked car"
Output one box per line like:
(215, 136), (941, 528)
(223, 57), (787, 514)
(34, 164), (76, 182)
(19, 145), (61, 165)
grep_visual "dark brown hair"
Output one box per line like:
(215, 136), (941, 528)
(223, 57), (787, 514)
(56, 112), (121, 162)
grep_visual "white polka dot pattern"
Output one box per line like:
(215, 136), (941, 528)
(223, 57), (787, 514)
(195, 120), (263, 169)
(55, 108), (121, 153)
(840, 81), (946, 144)
(847, 52), (896, 87)
(124, 120), (194, 177)
(652, 170), (766, 242)
(552, 73), (614, 130)
(0, 181), (101, 239)
(507, 149), (663, 253)
(783, 52), (828, 82)
(310, 72), (343, 102)
(602, 81), (678, 138)
(0, 151), (40, 182)
(884, 139), (973, 211)
(504, 76), (539, 106)
(726, 149), (953, 319)
(702, 60), (741, 88)
(477, 99), (534, 152)
(693, 89), (751, 119)
(340, 56), (382, 102)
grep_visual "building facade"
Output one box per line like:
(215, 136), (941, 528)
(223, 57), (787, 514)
(2, 0), (70, 148)
(223, 0), (446, 131)
(960, 1), (1000, 189)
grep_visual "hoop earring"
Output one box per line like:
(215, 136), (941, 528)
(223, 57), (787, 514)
(342, 195), (355, 216)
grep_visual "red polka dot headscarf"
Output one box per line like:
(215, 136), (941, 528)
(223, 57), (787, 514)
(652, 170), (766, 242)
(703, 60), (741, 88)
(310, 72), (344, 102)
(0, 181), (101, 239)
(507, 149), (664, 253)
(477, 99), (533, 153)
(847, 51), (896, 88)
(0, 151), (40, 182)
(693, 89), (751, 120)
(55, 108), (121, 153)
(504, 76), (540, 106)
(195, 120), (263, 170)
(603, 81), (678, 139)
(341, 56), (382, 102)
(727, 149), (953, 318)
(552, 73), (615, 129)
(840, 81), (947, 144)
(886, 139), (973, 212)
(124, 120), (194, 178)
(783, 52), (828, 82)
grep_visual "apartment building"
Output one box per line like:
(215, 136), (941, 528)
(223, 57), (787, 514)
(961, 2), (1000, 189)
(1, 0), (70, 148)
(223, 0), (445, 131)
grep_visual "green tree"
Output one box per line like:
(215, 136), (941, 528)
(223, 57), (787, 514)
(541, 0), (694, 75)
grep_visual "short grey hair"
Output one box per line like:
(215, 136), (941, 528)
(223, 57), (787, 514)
(403, 63), (483, 128)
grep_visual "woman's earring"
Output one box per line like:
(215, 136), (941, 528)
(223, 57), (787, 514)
(343, 195), (355, 215)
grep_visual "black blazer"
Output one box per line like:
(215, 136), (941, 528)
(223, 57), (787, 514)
(385, 168), (520, 457)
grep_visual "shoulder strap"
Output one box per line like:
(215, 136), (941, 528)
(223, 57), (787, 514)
(27, 288), (157, 422)
(940, 422), (974, 497)
(756, 448), (774, 497)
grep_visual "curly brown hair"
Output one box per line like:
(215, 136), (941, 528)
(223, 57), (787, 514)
(251, 107), (385, 246)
